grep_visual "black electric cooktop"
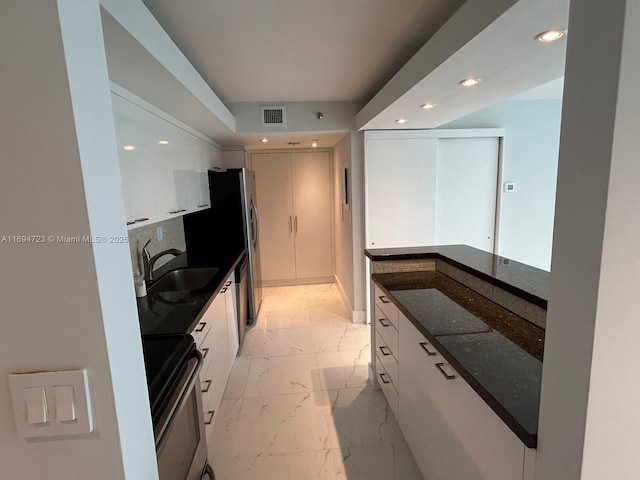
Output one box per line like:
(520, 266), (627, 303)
(141, 334), (195, 424)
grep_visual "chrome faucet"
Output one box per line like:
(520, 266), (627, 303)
(143, 241), (183, 284)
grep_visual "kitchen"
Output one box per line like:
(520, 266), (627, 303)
(1, 1), (638, 479)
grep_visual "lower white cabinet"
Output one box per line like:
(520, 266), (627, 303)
(398, 313), (525, 480)
(191, 271), (238, 437)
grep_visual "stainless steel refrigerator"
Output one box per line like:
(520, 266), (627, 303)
(183, 168), (263, 332)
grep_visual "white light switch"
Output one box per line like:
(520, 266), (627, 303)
(54, 385), (76, 422)
(8, 369), (93, 439)
(24, 387), (48, 425)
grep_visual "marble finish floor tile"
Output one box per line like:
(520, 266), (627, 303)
(208, 283), (424, 480)
(244, 354), (323, 397)
(242, 326), (315, 357)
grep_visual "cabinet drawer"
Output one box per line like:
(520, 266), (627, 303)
(374, 284), (398, 329)
(375, 356), (398, 420)
(374, 306), (398, 357)
(376, 331), (398, 387)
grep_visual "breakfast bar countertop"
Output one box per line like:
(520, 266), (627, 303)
(368, 246), (548, 448)
(366, 244), (550, 308)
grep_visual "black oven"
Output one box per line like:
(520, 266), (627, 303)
(142, 334), (214, 480)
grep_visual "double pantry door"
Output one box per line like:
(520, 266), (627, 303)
(252, 151), (332, 284)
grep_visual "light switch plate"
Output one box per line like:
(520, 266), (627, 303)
(8, 369), (93, 439)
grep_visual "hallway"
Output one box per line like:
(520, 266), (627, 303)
(207, 284), (423, 479)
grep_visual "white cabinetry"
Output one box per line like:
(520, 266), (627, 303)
(111, 91), (223, 229)
(252, 151), (333, 283)
(373, 285), (400, 419)
(398, 313), (526, 480)
(190, 271), (238, 437)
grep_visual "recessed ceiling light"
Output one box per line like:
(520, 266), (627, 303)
(460, 78), (481, 87)
(158, 140), (169, 145)
(260, 138), (269, 143)
(123, 145), (136, 151)
(311, 140), (319, 147)
(396, 118), (408, 124)
(421, 103), (436, 110)
(536, 30), (565, 43)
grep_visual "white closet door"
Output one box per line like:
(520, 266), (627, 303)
(435, 137), (499, 253)
(365, 138), (438, 248)
(291, 152), (333, 279)
(253, 153), (296, 281)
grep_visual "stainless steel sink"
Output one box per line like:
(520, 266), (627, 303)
(149, 267), (220, 293)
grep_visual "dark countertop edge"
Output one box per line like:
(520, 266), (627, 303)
(365, 247), (548, 309)
(374, 279), (537, 448)
(146, 249), (246, 334)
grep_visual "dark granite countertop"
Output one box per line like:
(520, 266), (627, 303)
(365, 244), (549, 308)
(372, 271), (544, 448)
(137, 248), (245, 336)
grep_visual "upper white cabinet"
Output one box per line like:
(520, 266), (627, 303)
(252, 151), (333, 284)
(111, 92), (222, 229)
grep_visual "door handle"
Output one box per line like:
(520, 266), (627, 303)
(289, 216), (292, 236)
(379, 346), (392, 356)
(294, 215), (298, 234)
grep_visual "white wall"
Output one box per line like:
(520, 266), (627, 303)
(442, 99), (563, 270)
(230, 101), (358, 133)
(537, 0), (640, 478)
(0, 1), (157, 478)
(333, 134), (355, 310)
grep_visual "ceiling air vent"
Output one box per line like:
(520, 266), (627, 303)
(261, 106), (286, 127)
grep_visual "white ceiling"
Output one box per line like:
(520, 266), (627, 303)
(140, 0), (465, 104)
(102, 0), (569, 148)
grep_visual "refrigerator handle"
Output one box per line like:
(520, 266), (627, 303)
(251, 200), (260, 246)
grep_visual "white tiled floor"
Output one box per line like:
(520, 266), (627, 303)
(207, 283), (424, 480)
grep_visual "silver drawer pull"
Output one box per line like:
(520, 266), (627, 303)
(195, 322), (206, 332)
(378, 318), (390, 327)
(435, 362), (456, 380)
(204, 410), (215, 425)
(379, 373), (390, 384)
(202, 347), (209, 359)
(201, 379), (212, 393)
(378, 295), (390, 304)
(419, 342), (437, 356)
(379, 346), (392, 356)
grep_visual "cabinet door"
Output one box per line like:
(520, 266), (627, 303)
(399, 314), (524, 480)
(154, 127), (190, 221)
(111, 94), (157, 229)
(291, 152), (333, 279)
(253, 153), (296, 281)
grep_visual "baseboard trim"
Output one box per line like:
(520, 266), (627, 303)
(352, 310), (367, 324)
(262, 277), (334, 287)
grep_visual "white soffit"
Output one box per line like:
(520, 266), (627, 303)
(99, 0), (235, 138)
(357, 0), (570, 130)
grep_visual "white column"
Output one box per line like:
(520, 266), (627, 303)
(0, 1), (157, 479)
(537, 0), (640, 478)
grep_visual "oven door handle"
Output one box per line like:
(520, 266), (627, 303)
(155, 349), (203, 451)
